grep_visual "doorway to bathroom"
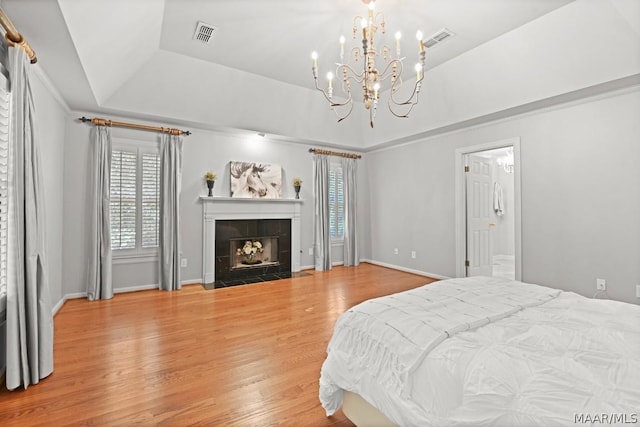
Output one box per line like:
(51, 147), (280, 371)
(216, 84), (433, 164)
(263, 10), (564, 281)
(455, 138), (522, 281)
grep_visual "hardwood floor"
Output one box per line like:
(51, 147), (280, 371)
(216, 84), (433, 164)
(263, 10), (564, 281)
(0, 263), (436, 426)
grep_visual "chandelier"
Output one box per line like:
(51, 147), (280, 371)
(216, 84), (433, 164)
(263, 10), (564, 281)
(311, 0), (425, 128)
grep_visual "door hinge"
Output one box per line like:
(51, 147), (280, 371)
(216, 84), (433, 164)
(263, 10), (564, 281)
(465, 260), (470, 267)
(464, 166), (469, 172)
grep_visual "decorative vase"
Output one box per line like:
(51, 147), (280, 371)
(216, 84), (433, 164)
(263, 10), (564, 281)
(206, 180), (215, 197)
(294, 185), (301, 199)
(242, 253), (261, 265)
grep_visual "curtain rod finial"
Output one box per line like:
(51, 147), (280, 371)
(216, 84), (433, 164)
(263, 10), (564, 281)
(78, 116), (90, 123)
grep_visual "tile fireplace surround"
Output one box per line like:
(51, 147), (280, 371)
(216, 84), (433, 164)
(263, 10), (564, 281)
(200, 197), (302, 285)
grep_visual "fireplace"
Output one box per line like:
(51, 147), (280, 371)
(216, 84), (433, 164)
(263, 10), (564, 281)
(214, 219), (291, 284)
(201, 197), (302, 287)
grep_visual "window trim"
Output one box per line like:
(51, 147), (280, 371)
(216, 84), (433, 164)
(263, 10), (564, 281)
(111, 138), (160, 262)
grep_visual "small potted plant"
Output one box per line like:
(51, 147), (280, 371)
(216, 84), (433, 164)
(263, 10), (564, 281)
(292, 177), (302, 199)
(204, 171), (217, 196)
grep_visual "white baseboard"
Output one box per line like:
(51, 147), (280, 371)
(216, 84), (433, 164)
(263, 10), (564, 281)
(114, 284), (158, 294)
(298, 262), (344, 270)
(52, 279), (202, 316)
(360, 259), (450, 281)
(52, 292), (86, 317)
(49, 264), (444, 318)
(52, 297), (66, 316)
(298, 260), (447, 281)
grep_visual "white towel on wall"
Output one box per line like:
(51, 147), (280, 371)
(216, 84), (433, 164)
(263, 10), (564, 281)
(494, 182), (504, 216)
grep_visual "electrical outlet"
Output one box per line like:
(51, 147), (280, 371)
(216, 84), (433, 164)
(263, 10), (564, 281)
(596, 278), (606, 291)
(181, 258), (187, 268)
(411, 251), (417, 259)
(393, 248), (399, 255)
(636, 285), (640, 298)
(308, 247), (313, 256)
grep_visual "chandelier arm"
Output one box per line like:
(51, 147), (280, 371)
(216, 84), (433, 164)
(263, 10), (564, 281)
(389, 79), (420, 106)
(313, 66), (355, 111)
(386, 58), (423, 106)
(387, 98), (418, 118)
(336, 101), (355, 123)
(387, 48), (425, 106)
(377, 58), (402, 82)
(313, 74), (336, 104)
(337, 63), (365, 82)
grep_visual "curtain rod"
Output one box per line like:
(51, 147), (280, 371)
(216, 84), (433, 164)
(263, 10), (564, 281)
(0, 8), (37, 64)
(309, 148), (361, 159)
(78, 116), (191, 136)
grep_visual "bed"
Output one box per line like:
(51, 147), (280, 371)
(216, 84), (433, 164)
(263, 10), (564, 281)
(319, 276), (640, 426)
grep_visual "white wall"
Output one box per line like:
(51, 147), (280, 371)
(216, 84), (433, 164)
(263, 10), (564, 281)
(62, 117), (356, 296)
(55, 81), (640, 306)
(366, 87), (640, 303)
(179, 131), (322, 280)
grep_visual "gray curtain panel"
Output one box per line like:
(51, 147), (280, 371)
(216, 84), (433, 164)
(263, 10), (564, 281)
(5, 47), (54, 390)
(313, 154), (332, 271)
(341, 157), (359, 266)
(159, 133), (183, 291)
(87, 126), (113, 300)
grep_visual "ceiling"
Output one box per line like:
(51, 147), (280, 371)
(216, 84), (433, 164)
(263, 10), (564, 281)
(2, 0), (639, 149)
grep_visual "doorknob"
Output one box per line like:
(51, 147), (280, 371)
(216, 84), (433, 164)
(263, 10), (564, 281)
(489, 223), (496, 227)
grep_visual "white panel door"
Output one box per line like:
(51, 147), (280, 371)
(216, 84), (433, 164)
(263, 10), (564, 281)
(466, 154), (493, 277)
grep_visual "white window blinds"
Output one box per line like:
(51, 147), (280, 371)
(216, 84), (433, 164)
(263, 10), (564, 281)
(110, 150), (137, 249)
(0, 73), (9, 309)
(329, 165), (344, 239)
(110, 147), (160, 252)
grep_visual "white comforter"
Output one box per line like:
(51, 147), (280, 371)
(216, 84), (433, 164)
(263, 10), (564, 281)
(319, 276), (640, 426)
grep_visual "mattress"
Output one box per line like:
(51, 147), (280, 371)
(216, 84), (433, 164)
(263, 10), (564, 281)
(319, 276), (640, 426)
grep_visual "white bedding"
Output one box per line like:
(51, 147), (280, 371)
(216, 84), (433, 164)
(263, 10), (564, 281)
(319, 276), (640, 426)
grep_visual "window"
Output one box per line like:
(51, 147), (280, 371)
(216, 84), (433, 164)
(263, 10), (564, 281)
(0, 71), (8, 312)
(329, 163), (344, 240)
(110, 144), (160, 256)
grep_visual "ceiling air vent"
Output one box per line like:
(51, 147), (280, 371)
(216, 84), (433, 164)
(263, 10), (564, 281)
(193, 21), (216, 44)
(425, 28), (455, 49)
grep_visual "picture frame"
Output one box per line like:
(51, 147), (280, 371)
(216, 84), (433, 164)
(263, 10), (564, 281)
(229, 161), (282, 199)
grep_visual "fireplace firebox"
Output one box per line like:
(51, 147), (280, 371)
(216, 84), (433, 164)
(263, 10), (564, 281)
(214, 219), (291, 285)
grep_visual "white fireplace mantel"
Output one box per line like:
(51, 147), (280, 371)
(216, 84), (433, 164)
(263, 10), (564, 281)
(200, 196), (303, 284)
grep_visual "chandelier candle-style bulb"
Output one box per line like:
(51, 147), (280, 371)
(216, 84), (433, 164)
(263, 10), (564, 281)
(310, 0), (427, 127)
(327, 72), (334, 90)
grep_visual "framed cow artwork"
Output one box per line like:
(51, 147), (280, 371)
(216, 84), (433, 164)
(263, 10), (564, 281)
(229, 161), (282, 199)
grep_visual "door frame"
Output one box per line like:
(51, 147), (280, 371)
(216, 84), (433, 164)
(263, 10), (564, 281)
(455, 137), (522, 280)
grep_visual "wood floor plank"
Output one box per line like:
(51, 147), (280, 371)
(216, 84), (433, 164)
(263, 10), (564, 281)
(0, 263), (435, 426)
